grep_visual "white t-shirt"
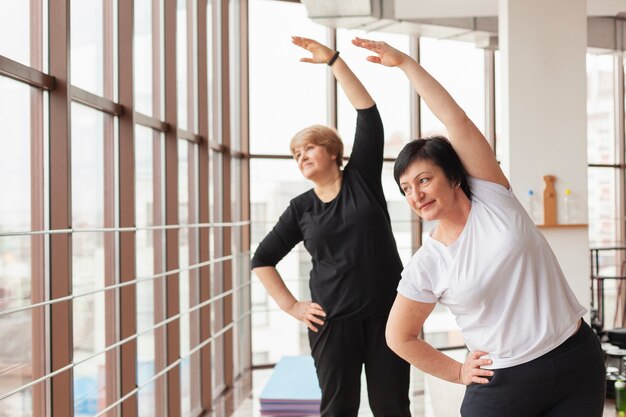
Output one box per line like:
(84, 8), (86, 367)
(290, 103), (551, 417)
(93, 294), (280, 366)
(398, 177), (586, 369)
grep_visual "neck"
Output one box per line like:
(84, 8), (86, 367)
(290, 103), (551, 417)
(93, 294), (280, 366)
(433, 192), (471, 246)
(313, 169), (343, 202)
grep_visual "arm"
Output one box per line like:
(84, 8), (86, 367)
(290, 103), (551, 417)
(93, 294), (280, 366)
(253, 266), (326, 332)
(386, 294), (493, 385)
(352, 37), (509, 189)
(292, 36), (374, 110)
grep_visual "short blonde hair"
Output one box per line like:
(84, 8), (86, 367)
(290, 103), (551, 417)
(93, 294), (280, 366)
(289, 125), (344, 168)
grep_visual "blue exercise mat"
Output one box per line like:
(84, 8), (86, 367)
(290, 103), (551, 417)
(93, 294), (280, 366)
(260, 356), (322, 403)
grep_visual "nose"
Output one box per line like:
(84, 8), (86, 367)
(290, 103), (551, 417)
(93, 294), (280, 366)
(413, 190), (423, 203)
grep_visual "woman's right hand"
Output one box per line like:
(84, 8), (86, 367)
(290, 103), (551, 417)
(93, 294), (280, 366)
(292, 36), (335, 65)
(287, 301), (326, 332)
(459, 350), (494, 385)
(351, 37), (409, 67)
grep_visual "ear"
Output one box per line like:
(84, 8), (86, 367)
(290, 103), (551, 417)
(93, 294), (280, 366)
(330, 154), (337, 160)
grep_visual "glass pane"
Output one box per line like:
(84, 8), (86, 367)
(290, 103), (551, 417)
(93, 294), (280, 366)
(420, 37), (485, 138)
(382, 162), (413, 264)
(71, 103), (114, 415)
(71, 0), (104, 96)
(207, 0), (214, 134)
(73, 333), (107, 416)
(586, 54), (615, 165)
(0, 77), (32, 320)
(0, 78), (31, 233)
(211, 152), (225, 395)
(336, 30), (411, 159)
(250, 159), (320, 366)
(588, 167), (618, 246)
(495, 50), (503, 165)
(0, 1), (30, 66)
(134, 0), (154, 116)
(179, 141), (200, 416)
(135, 125), (165, 416)
(249, 0), (328, 155)
(229, 0), (241, 151)
(177, 0), (189, 130)
(0, 74), (40, 417)
(71, 102), (105, 293)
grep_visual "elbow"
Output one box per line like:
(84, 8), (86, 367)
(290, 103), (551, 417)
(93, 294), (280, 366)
(385, 323), (405, 357)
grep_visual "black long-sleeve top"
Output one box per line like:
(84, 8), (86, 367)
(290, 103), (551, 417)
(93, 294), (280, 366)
(251, 105), (403, 320)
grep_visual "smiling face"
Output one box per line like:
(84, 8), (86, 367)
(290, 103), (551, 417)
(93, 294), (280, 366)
(398, 158), (466, 221)
(292, 140), (338, 181)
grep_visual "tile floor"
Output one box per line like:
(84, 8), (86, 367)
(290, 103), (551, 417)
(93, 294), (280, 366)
(226, 364), (618, 417)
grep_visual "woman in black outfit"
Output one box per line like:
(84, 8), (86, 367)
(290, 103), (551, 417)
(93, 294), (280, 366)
(251, 36), (411, 417)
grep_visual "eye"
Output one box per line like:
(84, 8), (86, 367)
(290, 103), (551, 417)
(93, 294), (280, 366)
(402, 186), (412, 195)
(294, 153), (301, 160)
(418, 177), (430, 185)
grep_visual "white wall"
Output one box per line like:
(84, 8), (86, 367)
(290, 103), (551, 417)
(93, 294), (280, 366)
(499, 0), (590, 310)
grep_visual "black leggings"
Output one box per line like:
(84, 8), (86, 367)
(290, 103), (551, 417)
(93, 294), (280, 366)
(461, 320), (606, 417)
(308, 318), (411, 417)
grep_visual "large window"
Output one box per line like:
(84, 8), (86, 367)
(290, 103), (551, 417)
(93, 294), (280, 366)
(0, 0), (249, 415)
(418, 37), (487, 349)
(587, 54), (619, 246)
(336, 30), (411, 159)
(586, 53), (624, 332)
(248, 0), (417, 365)
(248, 0), (329, 155)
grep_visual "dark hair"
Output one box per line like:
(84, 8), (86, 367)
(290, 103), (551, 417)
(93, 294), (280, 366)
(393, 136), (471, 199)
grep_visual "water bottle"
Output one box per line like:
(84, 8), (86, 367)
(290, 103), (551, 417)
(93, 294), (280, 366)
(563, 188), (572, 224)
(526, 190), (537, 223)
(616, 379), (626, 412)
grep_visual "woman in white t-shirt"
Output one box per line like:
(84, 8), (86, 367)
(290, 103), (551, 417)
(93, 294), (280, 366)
(353, 38), (606, 417)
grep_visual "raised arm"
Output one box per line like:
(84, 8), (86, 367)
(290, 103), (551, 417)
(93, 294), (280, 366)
(352, 37), (508, 189)
(292, 36), (374, 110)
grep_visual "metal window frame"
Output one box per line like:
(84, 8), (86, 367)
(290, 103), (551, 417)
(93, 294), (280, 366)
(48, 1), (73, 415)
(1, 0), (252, 414)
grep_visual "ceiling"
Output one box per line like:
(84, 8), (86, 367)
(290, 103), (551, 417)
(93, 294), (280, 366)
(301, 0), (626, 49)
(393, 0), (626, 19)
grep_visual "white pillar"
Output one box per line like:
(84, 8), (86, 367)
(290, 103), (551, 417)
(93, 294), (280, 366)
(499, 0), (590, 310)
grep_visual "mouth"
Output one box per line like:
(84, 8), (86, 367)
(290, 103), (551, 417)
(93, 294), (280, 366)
(418, 201), (434, 210)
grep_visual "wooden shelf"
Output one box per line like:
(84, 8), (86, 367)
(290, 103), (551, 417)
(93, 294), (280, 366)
(537, 223), (588, 229)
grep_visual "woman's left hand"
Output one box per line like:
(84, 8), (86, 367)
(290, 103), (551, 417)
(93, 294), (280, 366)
(292, 36), (335, 64)
(459, 350), (494, 385)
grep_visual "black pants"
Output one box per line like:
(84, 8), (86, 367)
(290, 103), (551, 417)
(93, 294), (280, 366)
(308, 318), (411, 417)
(461, 320), (606, 417)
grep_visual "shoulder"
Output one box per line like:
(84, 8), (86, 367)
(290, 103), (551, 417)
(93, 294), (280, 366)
(405, 243), (438, 274)
(356, 104), (381, 118)
(290, 189), (315, 206)
(468, 176), (515, 202)
(281, 190), (316, 220)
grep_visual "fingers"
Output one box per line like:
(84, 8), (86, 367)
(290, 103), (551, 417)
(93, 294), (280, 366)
(463, 351), (494, 385)
(470, 351), (492, 366)
(309, 303), (326, 314)
(471, 367), (494, 384)
(366, 56), (381, 64)
(306, 321), (319, 332)
(300, 58), (314, 63)
(299, 302), (326, 332)
(352, 37), (384, 52)
(291, 35), (312, 47)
